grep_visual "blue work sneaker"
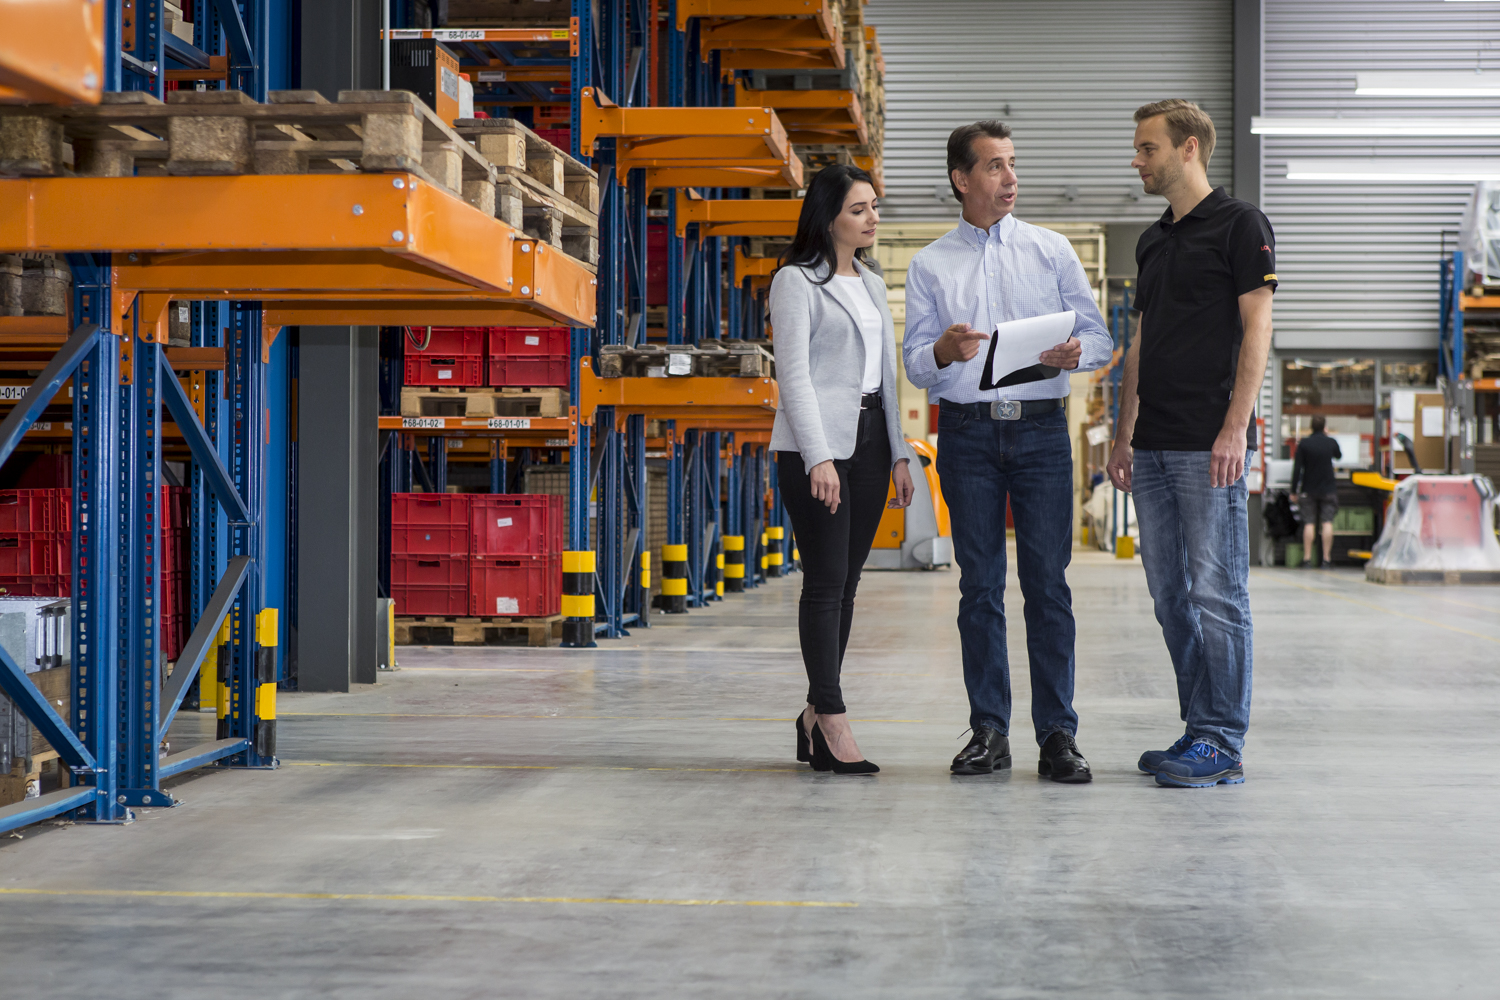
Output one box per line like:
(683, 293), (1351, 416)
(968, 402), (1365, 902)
(1154, 741), (1245, 788)
(1137, 733), (1193, 774)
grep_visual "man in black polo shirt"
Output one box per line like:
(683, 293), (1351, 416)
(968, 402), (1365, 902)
(1291, 415), (1343, 566)
(1105, 99), (1276, 789)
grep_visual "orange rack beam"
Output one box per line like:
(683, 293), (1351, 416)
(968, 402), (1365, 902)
(0, 173), (597, 332)
(578, 88), (803, 190)
(577, 356), (778, 425)
(675, 191), (801, 238)
(734, 82), (866, 147)
(0, 0), (104, 105)
(677, 0), (845, 71)
(383, 25), (580, 53)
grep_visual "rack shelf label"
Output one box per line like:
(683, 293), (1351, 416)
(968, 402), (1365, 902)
(402, 417), (445, 429)
(487, 418), (532, 430)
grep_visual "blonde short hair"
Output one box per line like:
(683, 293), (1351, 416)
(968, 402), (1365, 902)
(1134, 99), (1216, 166)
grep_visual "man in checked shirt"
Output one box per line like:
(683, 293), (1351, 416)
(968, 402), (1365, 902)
(903, 121), (1113, 783)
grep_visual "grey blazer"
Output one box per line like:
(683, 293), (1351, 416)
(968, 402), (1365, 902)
(768, 258), (914, 474)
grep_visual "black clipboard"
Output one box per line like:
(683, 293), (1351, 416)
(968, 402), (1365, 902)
(978, 324), (1061, 390)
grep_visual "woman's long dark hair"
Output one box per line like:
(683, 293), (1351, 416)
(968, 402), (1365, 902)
(779, 163), (876, 285)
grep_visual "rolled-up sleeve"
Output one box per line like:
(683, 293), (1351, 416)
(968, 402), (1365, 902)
(1055, 241), (1114, 374)
(901, 257), (953, 393)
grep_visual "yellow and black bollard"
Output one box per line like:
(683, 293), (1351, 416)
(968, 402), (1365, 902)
(661, 543), (688, 613)
(760, 532), (770, 581)
(214, 618), (232, 740)
(766, 526), (784, 577)
(722, 535), (745, 593)
(715, 552), (725, 597)
(254, 608), (278, 759)
(562, 550), (596, 646)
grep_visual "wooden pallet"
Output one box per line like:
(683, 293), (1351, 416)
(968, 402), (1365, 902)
(598, 341), (774, 379)
(451, 118), (599, 267)
(399, 385), (566, 418)
(0, 90), (600, 270)
(1366, 567), (1500, 586)
(396, 614), (563, 647)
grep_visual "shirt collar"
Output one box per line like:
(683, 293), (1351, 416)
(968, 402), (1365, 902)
(959, 212), (1017, 247)
(1156, 185), (1229, 228)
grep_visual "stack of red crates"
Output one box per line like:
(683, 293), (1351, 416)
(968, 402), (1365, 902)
(389, 493), (563, 618)
(389, 494), (471, 616)
(469, 495), (563, 617)
(487, 327), (569, 387)
(534, 127), (571, 152)
(401, 327), (487, 386)
(403, 327), (570, 388)
(0, 486), (191, 659)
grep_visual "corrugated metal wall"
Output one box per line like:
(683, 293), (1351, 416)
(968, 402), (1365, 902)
(865, 0), (1233, 223)
(1263, 0), (1500, 351)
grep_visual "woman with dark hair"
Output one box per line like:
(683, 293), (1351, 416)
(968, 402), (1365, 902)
(771, 163), (916, 775)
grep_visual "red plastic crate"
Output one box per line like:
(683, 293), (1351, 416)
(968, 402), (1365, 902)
(392, 524), (470, 556)
(0, 490), (59, 533)
(647, 221), (667, 306)
(470, 494), (563, 558)
(403, 326), (487, 386)
(393, 494), (471, 554)
(488, 356), (569, 387)
(0, 535), (61, 576)
(404, 356), (484, 387)
(490, 326), (569, 357)
(0, 575), (69, 597)
(469, 555), (561, 617)
(161, 613), (185, 661)
(390, 555), (468, 616)
(160, 527), (186, 574)
(161, 570), (186, 616)
(534, 127), (571, 151)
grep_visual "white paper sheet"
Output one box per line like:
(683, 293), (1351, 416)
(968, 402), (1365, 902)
(1420, 405), (1446, 438)
(980, 311), (1077, 387)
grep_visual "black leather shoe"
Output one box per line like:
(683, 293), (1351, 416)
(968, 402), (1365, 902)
(951, 725), (1011, 775)
(1038, 731), (1092, 783)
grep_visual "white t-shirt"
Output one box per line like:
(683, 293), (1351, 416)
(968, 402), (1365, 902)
(832, 274), (883, 393)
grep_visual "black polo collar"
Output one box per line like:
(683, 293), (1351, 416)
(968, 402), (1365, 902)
(1156, 185), (1230, 227)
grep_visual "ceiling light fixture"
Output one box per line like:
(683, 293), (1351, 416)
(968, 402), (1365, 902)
(1253, 116), (1500, 135)
(1355, 72), (1500, 96)
(1286, 158), (1500, 182)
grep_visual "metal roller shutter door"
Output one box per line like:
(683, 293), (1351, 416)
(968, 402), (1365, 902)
(1263, 0), (1500, 352)
(865, 0), (1233, 223)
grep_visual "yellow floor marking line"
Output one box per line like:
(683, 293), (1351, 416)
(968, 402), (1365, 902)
(0, 887), (854, 908)
(1434, 596), (1500, 614)
(285, 760), (801, 774)
(281, 712), (924, 723)
(1252, 572), (1500, 646)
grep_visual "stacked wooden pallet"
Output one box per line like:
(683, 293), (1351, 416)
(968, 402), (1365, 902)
(0, 89), (599, 272)
(399, 384), (567, 418)
(451, 117), (600, 267)
(598, 341), (774, 379)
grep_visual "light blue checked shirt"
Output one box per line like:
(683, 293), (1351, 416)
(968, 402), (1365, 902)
(902, 213), (1112, 403)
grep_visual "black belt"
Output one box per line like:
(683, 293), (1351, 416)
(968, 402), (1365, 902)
(940, 397), (1061, 421)
(860, 392), (883, 410)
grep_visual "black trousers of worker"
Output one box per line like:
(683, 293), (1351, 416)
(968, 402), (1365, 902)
(777, 403), (892, 715)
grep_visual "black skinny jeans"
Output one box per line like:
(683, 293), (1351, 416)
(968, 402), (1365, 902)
(777, 404), (892, 715)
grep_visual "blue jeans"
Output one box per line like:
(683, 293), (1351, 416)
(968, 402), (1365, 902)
(936, 405), (1078, 745)
(1131, 450), (1254, 759)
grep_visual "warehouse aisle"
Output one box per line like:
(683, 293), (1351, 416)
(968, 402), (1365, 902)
(2, 551), (1499, 998)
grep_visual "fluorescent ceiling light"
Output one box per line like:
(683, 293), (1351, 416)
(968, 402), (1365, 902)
(1286, 158), (1500, 181)
(1253, 116), (1500, 135)
(1355, 72), (1500, 96)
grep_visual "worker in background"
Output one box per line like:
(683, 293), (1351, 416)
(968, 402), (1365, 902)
(770, 164), (916, 776)
(1290, 415), (1342, 567)
(1106, 99), (1276, 789)
(903, 121), (1112, 784)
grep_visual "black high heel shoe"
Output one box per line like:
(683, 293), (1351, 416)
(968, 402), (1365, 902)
(794, 713), (812, 764)
(810, 722), (879, 775)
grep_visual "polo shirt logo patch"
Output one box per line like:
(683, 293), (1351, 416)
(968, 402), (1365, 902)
(1260, 245), (1270, 252)
(1264, 273), (1277, 281)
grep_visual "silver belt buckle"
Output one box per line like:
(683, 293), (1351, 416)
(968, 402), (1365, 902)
(990, 400), (1022, 421)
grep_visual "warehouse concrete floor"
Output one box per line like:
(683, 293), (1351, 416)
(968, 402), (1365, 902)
(1, 548), (1498, 998)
